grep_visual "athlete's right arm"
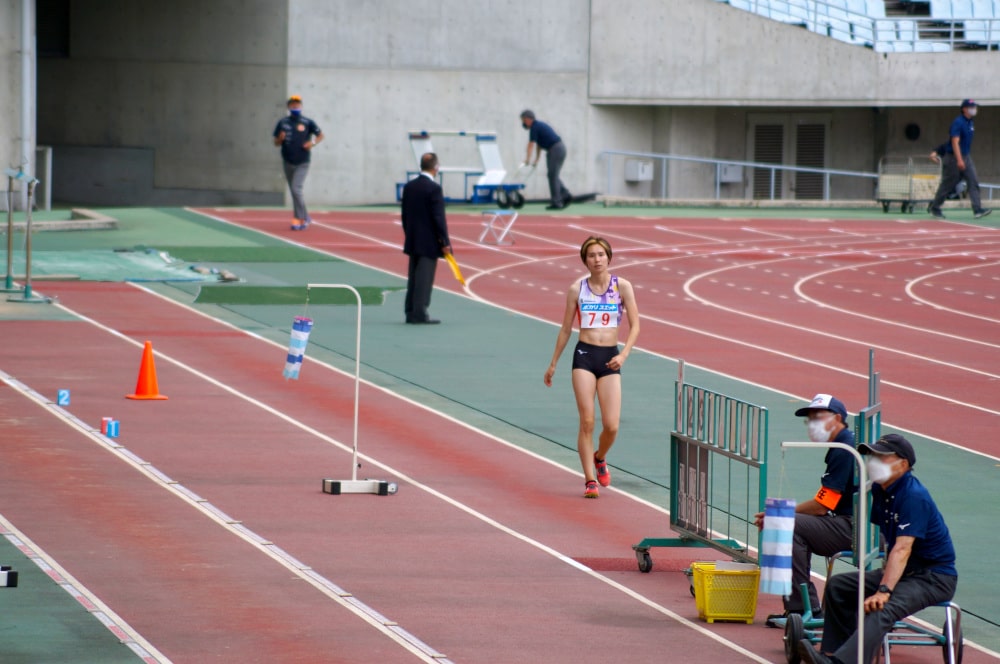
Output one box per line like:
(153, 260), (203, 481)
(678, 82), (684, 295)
(544, 282), (579, 387)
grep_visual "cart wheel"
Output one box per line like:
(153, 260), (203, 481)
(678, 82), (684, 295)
(784, 613), (805, 664)
(880, 201), (889, 213)
(495, 188), (510, 209)
(510, 191), (525, 209)
(943, 624), (963, 664)
(635, 550), (653, 573)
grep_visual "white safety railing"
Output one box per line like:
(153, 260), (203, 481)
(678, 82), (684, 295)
(721, 0), (1000, 52)
(598, 149), (1000, 202)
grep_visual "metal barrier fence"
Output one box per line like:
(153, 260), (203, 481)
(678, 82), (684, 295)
(599, 149), (1000, 203)
(632, 361), (768, 570)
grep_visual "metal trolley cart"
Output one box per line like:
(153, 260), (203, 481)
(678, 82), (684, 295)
(876, 156), (941, 213)
(396, 130), (526, 207)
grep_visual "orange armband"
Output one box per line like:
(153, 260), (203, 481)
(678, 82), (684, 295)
(814, 486), (842, 510)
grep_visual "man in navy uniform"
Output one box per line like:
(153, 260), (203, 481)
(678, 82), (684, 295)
(758, 394), (856, 623)
(799, 434), (957, 664)
(400, 152), (452, 324)
(273, 94), (323, 230)
(521, 110), (571, 210)
(929, 99), (991, 220)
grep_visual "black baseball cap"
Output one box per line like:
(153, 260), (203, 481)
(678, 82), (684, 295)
(961, 99), (977, 108)
(520, 109), (535, 120)
(859, 433), (916, 468)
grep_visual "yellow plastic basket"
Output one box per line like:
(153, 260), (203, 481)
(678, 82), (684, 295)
(691, 562), (760, 624)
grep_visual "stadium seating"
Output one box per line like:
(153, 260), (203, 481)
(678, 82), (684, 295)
(718, 0), (995, 49)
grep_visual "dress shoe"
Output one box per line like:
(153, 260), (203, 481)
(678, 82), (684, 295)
(545, 203), (564, 210)
(406, 319), (440, 325)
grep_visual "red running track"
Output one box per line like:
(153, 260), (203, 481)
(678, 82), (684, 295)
(3, 281), (800, 663)
(197, 208), (1000, 457)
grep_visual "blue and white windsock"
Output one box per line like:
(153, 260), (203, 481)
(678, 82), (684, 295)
(283, 316), (314, 380)
(759, 497), (796, 596)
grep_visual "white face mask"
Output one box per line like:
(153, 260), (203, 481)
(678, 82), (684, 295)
(807, 419), (831, 443)
(866, 456), (896, 484)
(968, 107), (978, 117)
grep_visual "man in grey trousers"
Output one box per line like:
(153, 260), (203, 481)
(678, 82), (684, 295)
(273, 94), (324, 230)
(929, 99), (991, 220)
(521, 110), (571, 210)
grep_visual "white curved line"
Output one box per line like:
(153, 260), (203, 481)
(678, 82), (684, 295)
(679, 251), (1000, 384)
(903, 260), (1000, 324)
(792, 254), (1000, 344)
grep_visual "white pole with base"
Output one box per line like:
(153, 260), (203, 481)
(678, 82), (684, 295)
(782, 441), (869, 664)
(308, 283), (397, 496)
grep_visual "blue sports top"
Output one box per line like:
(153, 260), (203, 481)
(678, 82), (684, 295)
(529, 120), (562, 150)
(871, 472), (957, 577)
(821, 427), (858, 517)
(943, 114), (975, 156)
(273, 114), (322, 165)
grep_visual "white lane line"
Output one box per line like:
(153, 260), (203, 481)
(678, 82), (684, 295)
(0, 370), (452, 664)
(654, 224), (728, 243)
(0, 511), (168, 664)
(28, 288), (776, 664)
(741, 226), (795, 240)
(904, 260), (1000, 323)
(568, 222), (663, 248)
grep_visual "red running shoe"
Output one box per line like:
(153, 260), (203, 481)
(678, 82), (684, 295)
(584, 480), (600, 499)
(594, 454), (611, 487)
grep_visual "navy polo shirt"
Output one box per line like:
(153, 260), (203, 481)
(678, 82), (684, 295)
(944, 114), (975, 156)
(529, 120), (562, 150)
(871, 472), (957, 577)
(820, 427), (857, 517)
(273, 114), (322, 165)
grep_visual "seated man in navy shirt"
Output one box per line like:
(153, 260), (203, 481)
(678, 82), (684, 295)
(799, 434), (958, 664)
(758, 394), (856, 623)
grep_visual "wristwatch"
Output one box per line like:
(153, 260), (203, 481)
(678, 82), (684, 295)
(877, 584), (893, 595)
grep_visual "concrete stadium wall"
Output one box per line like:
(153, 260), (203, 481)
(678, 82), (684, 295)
(589, 0), (999, 108)
(12, 0), (999, 206)
(32, 0), (594, 207)
(37, 0), (289, 207)
(282, 0), (592, 205)
(1, 0), (28, 207)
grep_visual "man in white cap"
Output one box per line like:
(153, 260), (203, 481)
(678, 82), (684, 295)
(758, 394), (856, 624)
(799, 434), (957, 664)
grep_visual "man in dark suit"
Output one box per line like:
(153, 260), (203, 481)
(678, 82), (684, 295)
(401, 152), (452, 324)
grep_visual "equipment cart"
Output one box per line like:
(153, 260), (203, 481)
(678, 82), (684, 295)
(876, 156), (940, 214)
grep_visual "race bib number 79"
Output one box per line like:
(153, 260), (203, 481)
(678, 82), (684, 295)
(580, 303), (618, 328)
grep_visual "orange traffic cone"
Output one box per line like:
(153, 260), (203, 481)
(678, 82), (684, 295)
(126, 341), (168, 400)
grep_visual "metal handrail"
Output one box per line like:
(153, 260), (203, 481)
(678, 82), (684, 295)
(727, 0), (1000, 52)
(599, 149), (1000, 202)
(599, 149), (878, 200)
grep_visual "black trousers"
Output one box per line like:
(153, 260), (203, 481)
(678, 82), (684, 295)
(405, 254), (437, 322)
(820, 567), (957, 664)
(784, 513), (853, 614)
(931, 153), (982, 212)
